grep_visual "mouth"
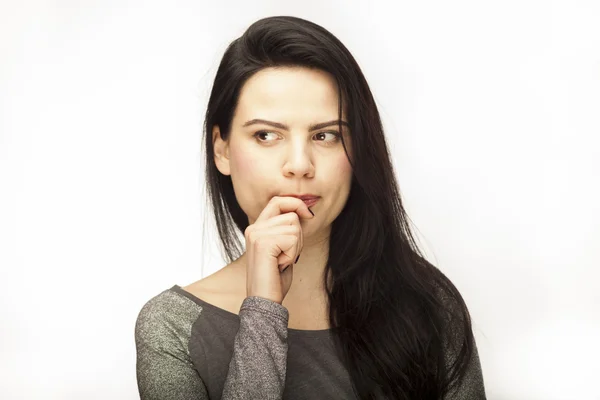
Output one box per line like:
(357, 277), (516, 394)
(302, 198), (320, 207)
(279, 194), (320, 207)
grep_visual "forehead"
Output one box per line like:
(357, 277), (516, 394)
(235, 67), (346, 121)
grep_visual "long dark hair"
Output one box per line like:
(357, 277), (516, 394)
(202, 16), (475, 399)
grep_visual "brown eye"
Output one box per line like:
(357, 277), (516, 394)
(315, 132), (341, 143)
(253, 130), (341, 146)
(253, 131), (278, 142)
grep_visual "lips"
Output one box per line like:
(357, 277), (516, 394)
(302, 198), (319, 207)
(279, 194), (320, 207)
(280, 194), (320, 201)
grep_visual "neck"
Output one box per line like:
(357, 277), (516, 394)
(236, 234), (330, 300)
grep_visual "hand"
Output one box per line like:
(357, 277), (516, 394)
(244, 196), (315, 304)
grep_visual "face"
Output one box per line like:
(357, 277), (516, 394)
(213, 66), (353, 239)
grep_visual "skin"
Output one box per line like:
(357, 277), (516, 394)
(212, 66), (353, 305)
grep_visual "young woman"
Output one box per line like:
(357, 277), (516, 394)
(135, 16), (486, 399)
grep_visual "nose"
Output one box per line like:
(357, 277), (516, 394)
(282, 138), (314, 178)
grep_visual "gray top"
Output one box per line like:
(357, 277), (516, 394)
(135, 284), (486, 399)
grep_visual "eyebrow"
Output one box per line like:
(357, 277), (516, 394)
(242, 119), (349, 132)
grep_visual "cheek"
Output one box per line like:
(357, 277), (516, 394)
(335, 155), (354, 199)
(229, 148), (274, 216)
(336, 153), (354, 182)
(232, 150), (269, 180)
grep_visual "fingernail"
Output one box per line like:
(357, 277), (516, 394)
(308, 208), (314, 216)
(295, 255), (300, 264)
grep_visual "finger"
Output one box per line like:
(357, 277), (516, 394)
(296, 218), (303, 263)
(258, 212), (302, 265)
(251, 212), (301, 230)
(269, 233), (298, 268)
(280, 263), (293, 274)
(250, 228), (299, 266)
(255, 196), (315, 224)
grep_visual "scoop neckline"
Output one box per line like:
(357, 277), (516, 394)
(171, 284), (334, 336)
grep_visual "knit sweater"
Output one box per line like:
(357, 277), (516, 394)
(135, 285), (486, 399)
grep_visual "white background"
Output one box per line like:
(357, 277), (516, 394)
(1, 1), (599, 399)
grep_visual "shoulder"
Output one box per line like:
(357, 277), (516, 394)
(135, 287), (211, 399)
(416, 255), (471, 323)
(418, 259), (487, 397)
(135, 287), (204, 347)
(413, 255), (475, 359)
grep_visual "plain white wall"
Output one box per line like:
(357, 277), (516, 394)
(1, 1), (598, 399)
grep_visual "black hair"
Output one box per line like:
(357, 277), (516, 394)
(202, 15), (476, 399)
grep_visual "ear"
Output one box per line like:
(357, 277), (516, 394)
(213, 125), (231, 176)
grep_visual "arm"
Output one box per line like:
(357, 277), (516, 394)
(135, 292), (289, 399)
(440, 292), (487, 400)
(444, 334), (487, 400)
(135, 293), (209, 400)
(221, 296), (290, 399)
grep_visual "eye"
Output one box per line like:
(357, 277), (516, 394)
(314, 132), (342, 144)
(253, 131), (278, 142)
(253, 131), (341, 146)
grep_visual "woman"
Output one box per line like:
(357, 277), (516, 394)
(135, 15), (486, 399)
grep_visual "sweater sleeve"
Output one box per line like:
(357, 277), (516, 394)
(441, 298), (487, 399)
(135, 292), (290, 400)
(135, 291), (209, 400)
(221, 296), (290, 399)
(444, 334), (487, 399)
